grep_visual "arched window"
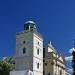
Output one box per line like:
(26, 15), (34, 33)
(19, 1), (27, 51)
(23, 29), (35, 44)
(23, 48), (26, 54)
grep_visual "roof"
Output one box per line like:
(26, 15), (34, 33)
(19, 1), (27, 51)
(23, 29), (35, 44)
(48, 41), (57, 53)
(25, 21), (36, 25)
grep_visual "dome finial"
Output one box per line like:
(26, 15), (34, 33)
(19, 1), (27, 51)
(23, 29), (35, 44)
(48, 41), (52, 45)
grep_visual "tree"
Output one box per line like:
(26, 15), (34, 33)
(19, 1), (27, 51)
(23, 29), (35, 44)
(0, 61), (11, 75)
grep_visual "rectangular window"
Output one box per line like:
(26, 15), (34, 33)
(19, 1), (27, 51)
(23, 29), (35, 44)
(23, 41), (26, 44)
(37, 48), (39, 55)
(37, 63), (39, 69)
(43, 48), (45, 58)
(38, 42), (39, 45)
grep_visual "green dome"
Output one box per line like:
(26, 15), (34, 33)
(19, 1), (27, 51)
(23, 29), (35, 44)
(25, 21), (36, 25)
(24, 21), (37, 31)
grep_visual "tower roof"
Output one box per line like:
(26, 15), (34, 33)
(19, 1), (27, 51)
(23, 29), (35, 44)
(24, 21), (37, 31)
(25, 21), (36, 25)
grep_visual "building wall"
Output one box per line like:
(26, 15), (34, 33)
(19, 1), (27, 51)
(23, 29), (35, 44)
(44, 43), (66, 75)
(15, 31), (33, 70)
(33, 33), (43, 75)
(53, 59), (65, 75)
(15, 31), (43, 75)
(44, 58), (54, 75)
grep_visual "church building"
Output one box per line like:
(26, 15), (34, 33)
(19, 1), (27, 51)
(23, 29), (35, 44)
(10, 21), (66, 75)
(10, 21), (43, 75)
(43, 42), (66, 75)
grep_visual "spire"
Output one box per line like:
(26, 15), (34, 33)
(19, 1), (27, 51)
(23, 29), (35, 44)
(48, 41), (52, 45)
(48, 41), (57, 53)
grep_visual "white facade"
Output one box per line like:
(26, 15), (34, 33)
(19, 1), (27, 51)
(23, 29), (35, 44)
(43, 42), (66, 75)
(15, 21), (43, 75)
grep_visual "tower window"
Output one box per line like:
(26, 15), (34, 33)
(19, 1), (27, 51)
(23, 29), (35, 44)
(23, 48), (26, 54)
(37, 63), (39, 69)
(38, 42), (39, 44)
(38, 42), (40, 45)
(37, 48), (39, 55)
(25, 25), (29, 30)
(23, 41), (26, 44)
(43, 48), (45, 58)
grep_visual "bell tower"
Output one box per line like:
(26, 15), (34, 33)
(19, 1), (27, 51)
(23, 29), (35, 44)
(24, 21), (37, 31)
(15, 21), (43, 75)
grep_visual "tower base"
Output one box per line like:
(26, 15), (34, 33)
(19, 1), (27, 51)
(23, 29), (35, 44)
(10, 70), (33, 75)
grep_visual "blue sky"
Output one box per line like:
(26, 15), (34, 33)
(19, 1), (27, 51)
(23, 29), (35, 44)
(0, 0), (75, 71)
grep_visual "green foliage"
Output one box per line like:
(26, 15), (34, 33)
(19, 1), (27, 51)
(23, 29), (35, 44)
(0, 61), (11, 75)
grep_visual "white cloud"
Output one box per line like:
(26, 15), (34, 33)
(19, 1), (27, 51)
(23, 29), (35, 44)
(67, 68), (73, 74)
(2, 57), (7, 61)
(69, 48), (75, 53)
(65, 56), (72, 62)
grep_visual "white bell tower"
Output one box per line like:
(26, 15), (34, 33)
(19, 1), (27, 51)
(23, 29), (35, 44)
(15, 21), (43, 75)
